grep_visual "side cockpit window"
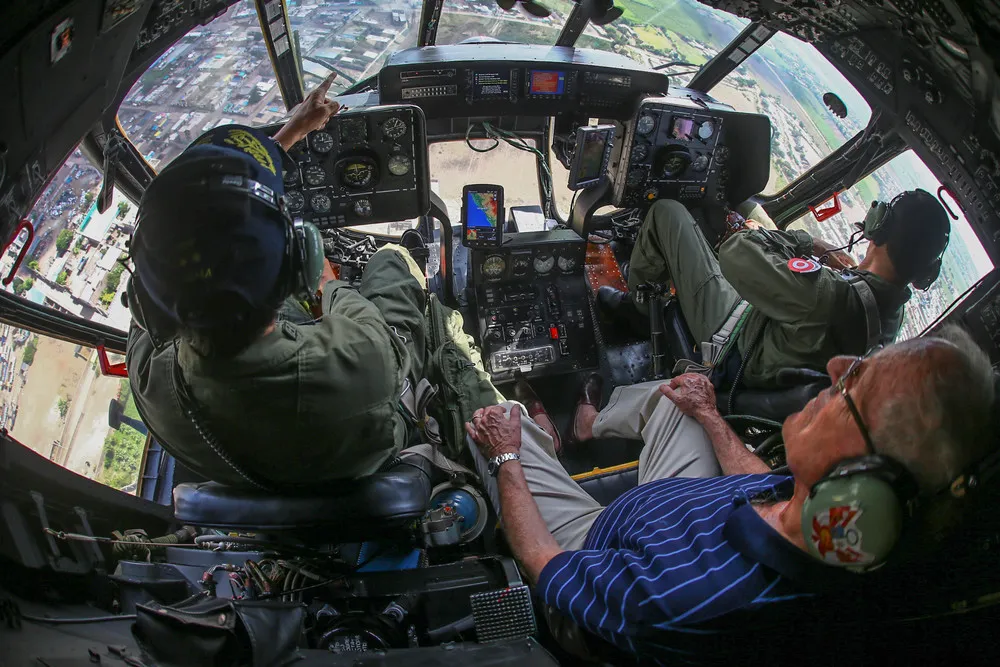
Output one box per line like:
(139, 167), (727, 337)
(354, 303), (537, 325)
(713, 31), (873, 193)
(787, 151), (995, 340)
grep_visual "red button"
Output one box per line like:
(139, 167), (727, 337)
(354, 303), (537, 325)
(549, 327), (559, 340)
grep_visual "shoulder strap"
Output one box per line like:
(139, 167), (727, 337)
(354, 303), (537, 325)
(844, 272), (882, 352)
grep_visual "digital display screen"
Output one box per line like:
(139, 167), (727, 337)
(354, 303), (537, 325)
(577, 131), (609, 183)
(473, 71), (511, 100)
(530, 70), (565, 95)
(670, 117), (696, 141)
(569, 125), (614, 189)
(465, 190), (501, 244)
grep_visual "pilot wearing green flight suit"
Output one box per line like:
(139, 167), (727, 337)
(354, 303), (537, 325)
(598, 192), (952, 388)
(125, 75), (503, 488)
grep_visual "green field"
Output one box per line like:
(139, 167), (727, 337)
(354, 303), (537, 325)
(618, 0), (719, 46)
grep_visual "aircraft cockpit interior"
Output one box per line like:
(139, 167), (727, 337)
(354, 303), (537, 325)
(2, 1), (1000, 665)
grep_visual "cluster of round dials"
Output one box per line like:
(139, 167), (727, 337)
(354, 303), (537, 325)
(282, 116), (412, 216)
(634, 114), (715, 140)
(628, 115), (716, 185)
(481, 251), (578, 280)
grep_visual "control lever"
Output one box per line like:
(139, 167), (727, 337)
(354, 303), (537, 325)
(634, 282), (671, 379)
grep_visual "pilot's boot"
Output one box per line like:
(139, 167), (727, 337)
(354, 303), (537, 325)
(596, 286), (649, 335)
(513, 376), (562, 456)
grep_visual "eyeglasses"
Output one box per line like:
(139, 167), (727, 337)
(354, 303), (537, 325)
(836, 355), (877, 454)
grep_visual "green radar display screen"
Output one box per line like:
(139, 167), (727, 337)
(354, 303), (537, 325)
(462, 184), (504, 248)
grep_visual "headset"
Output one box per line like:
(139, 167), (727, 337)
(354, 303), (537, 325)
(126, 155), (325, 345)
(802, 454), (919, 569)
(860, 189), (950, 291)
(803, 442), (1000, 570)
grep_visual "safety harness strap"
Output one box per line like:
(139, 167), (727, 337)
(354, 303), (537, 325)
(844, 272), (882, 352)
(701, 299), (752, 367)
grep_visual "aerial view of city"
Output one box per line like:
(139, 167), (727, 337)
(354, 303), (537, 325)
(0, 0), (993, 492)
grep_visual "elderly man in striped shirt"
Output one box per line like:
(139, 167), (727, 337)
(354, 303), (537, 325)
(465, 326), (995, 661)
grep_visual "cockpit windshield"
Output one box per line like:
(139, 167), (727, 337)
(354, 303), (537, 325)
(437, 0), (747, 85)
(289, 0), (422, 90)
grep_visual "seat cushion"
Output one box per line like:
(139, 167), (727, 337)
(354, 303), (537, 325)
(575, 465), (640, 506)
(173, 460), (432, 532)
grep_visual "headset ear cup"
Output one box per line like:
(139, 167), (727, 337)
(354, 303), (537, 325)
(863, 201), (890, 244)
(802, 475), (903, 568)
(297, 221), (326, 296)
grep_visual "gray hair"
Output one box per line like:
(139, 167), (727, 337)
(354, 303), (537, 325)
(871, 325), (996, 494)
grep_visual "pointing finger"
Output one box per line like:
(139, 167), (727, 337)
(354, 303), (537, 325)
(316, 72), (338, 97)
(464, 422), (476, 439)
(659, 384), (678, 401)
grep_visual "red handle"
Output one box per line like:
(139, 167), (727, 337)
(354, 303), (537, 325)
(2, 220), (35, 287)
(97, 344), (128, 377)
(808, 192), (842, 222)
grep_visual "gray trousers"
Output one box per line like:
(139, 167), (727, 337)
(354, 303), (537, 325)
(468, 382), (722, 551)
(628, 199), (741, 343)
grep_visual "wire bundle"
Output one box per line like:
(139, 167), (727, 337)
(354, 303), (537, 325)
(464, 121), (554, 204)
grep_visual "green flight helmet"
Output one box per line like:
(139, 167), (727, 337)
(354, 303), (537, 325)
(802, 455), (918, 570)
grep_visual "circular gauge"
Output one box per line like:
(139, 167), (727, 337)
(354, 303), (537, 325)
(310, 192), (332, 213)
(387, 154), (411, 176)
(284, 190), (305, 212)
(483, 255), (506, 279)
(283, 167), (299, 186)
(512, 255), (530, 276)
(632, 143), (649, 162)
(533, 253), (555, 275)
(636, 114), (656, 136)
(557, 255), (577, 273)
(353, 199), (372, 217)
(381, 117), (407, 140)
(304, 164), (326, 186)
(339, 159), (376, 189)
(691, 154), (710, 172)
(626, 168), (646, 188)
(698, 120), (715, 140)
(311, 131), (334, 153)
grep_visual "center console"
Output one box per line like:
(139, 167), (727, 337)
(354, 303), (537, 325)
(470, 230), (598, 382)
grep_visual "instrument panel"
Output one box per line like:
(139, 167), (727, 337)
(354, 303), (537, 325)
(614, 100), (726, 208)
(279, 105), (430, 229)
(379, 44), (670, 120)
(612, 94), (772, 210)
(471, 230), (597, 381)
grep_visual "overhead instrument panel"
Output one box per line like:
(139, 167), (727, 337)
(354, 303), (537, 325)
(613, 94), (772, 209)
(275, 104), (430, 229)
(378, 44), (670, 120)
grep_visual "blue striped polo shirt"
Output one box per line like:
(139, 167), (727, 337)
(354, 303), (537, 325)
(538, 474), (820, 662)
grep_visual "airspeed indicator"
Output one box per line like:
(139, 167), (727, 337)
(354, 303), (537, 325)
(381, 117), (407, 140)
(311, 131), (334, 153)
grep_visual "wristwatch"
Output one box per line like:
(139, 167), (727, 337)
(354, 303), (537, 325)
(488, 452), (520, 477)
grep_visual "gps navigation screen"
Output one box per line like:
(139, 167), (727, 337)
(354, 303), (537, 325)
(464, 189), (502, 245)
(473, 71), (512, 100)
(529, 70), (565, 95)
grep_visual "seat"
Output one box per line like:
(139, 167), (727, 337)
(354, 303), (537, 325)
(575, 464), (640, 506)
(173, 458), (432, 535)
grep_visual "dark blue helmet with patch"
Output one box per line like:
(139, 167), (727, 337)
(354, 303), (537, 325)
(131, 124), (292, 329)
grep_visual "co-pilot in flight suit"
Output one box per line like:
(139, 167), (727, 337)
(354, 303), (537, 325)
(627, 200), (911, 388)
(128, 245), (505, 487)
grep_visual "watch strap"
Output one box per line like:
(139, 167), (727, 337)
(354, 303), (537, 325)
(489, 452), (521, 476)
